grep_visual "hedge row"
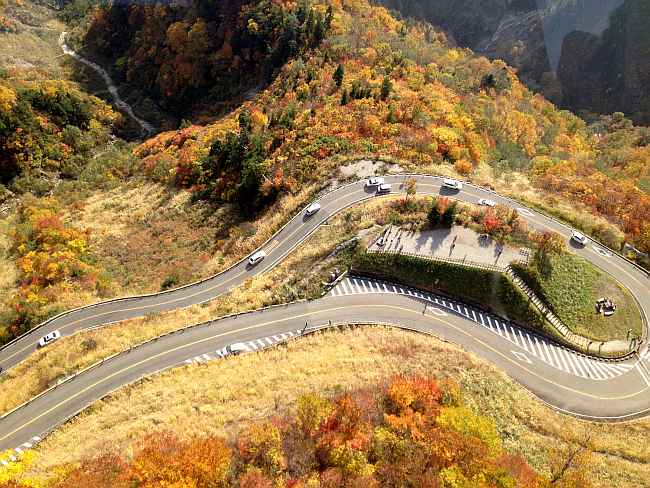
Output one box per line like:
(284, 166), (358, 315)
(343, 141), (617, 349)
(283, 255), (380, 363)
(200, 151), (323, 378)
(352, 251), (548, 333)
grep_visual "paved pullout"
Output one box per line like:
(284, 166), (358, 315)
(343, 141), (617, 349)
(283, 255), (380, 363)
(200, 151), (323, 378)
(2, 175), (647, 372)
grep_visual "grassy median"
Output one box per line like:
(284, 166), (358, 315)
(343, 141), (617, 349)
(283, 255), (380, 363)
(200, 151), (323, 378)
(512, 254), (643, 342)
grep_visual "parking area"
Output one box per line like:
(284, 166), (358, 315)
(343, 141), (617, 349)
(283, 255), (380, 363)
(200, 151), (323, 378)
(369, 225), (530, 268)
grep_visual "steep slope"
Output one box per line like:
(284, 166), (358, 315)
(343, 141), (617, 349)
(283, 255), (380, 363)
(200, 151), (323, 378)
(377, 0), (649, 125)
(131, 0), (650, 254)
(75, 0), (331, 126)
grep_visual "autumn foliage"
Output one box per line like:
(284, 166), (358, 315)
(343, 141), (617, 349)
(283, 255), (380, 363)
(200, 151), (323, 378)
(0, 376), (592, 487)
(0, 197), (105, 344)
(130, 0), (650, 258)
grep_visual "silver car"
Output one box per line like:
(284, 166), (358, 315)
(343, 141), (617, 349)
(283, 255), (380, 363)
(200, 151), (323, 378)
(225, 342), (250, 356)
(38, 330), (61, 348)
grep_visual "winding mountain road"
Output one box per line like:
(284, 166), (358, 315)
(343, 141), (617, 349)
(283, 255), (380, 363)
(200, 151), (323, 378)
(1, 175), (649, 456)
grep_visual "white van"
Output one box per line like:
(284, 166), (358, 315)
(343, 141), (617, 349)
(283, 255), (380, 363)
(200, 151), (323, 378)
(248, 250), (266, 266)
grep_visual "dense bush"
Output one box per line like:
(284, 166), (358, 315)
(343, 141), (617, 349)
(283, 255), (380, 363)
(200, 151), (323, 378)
(0, 80), (117, 192)
(0, 197), (106, 345)
(352, 251), (547, 331)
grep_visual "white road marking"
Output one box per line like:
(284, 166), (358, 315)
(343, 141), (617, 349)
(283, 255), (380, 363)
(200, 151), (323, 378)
(329, 276), (635, 381)
(428, 307), (448, 317)
(512, 351), (532, 364)
(635, 363), (650, 387)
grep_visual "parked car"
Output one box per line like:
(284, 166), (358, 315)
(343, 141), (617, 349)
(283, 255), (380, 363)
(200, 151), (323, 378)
(305, 202), (321, 216)
(38, 330), (61, 348)
(571, 230), (588, 246)
(478, 198), (496, 207)
(225, 342), (249, 356)
(376, 183), (392, 194)
(366, 176), (385, 187)
(442, 178), (463, 190)
(248, 250), (266, 266)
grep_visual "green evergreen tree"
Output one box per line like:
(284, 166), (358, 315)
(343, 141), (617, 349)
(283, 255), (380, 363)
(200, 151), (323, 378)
(333, 63), (344, 88)
(341, 88), (350, 106)
(380, 76), (392, 101)
(428, 198), (441, 226)
(442, 202), (458, 227)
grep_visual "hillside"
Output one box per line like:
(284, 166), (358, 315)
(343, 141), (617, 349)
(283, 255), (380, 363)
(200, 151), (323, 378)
(1, 0), (649, 346)
(377, 0), (650, 126)
(126, 0), (650, 248)
(4, 327), (648, 486)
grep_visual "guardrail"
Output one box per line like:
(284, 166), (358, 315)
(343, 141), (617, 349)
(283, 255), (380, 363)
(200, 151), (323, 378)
(2, 172), (646, 362)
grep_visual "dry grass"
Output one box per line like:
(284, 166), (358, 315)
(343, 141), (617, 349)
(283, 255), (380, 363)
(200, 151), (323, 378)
(0, 0), (68, 80)
(0, 197), (396, 416)
(19, 326), (650, 487)
(63, 181), (324, 297)
(0, 216), (17, 303)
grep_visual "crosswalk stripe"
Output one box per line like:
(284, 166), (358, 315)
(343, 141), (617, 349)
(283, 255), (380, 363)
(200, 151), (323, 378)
(202, 354), (211, 361)
(272, 335), (280, 341)
(265, 337), (274, 345)
(257, 339), (266, 347)
(382, 283), (389, 292)
(471, 310), (478, 322)
(341, 280), (351, 294)
(571, 354), (589, 378)
(532, 337), (546, 363)
(561, 349), (581, 376)
(508, 325), (519, 346)
(493, 319), (502, 335)
(361, 280), (370, 293)
(517, 330), (529, 352)
(486, 316), (494, 331)
(635, 363), (650, 386)
(549, 344), (565, 371)
(352, 278), (361, 293)
(591, 359), (615, 379)
(330, 286), (338, 296)
(501, 322), (511, 342)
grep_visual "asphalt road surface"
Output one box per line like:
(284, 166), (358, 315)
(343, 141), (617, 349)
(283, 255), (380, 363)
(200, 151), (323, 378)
(1, 175), (649, 455)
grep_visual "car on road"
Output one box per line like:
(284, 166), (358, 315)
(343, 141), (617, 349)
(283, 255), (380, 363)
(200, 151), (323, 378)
(305, 202), (321, 216)
(225, 342), (250, 356)
(248, 250), (266, 266)
(376, 183), (392, 194)
(442, 178), (463, 190)
(366, 176), (385, 187)
(571, 230), (588, 246)
(38, 330), (61, 348)
(478, 198), (496, 207)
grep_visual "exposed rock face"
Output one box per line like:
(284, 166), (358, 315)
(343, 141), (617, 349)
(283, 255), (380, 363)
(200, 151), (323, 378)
(557, 0), (650, 124)
(379, 0), (649, 124)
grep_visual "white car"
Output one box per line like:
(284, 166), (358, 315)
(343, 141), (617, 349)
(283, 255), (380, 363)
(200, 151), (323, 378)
(225, 342), (250, 356)
(571, 231), (588, 246)
(38, 330), (61, 348)
(442, 178), (463, 190)
(248, 250), (266, 266)
(478, 198), (496, 207)
(376, 183), (392, 194)
(305, 202), (321, 216)
(366, 176), (385, 187)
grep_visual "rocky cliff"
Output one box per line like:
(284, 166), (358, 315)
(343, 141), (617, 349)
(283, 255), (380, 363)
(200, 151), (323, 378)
(379, 0), (649, 124)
